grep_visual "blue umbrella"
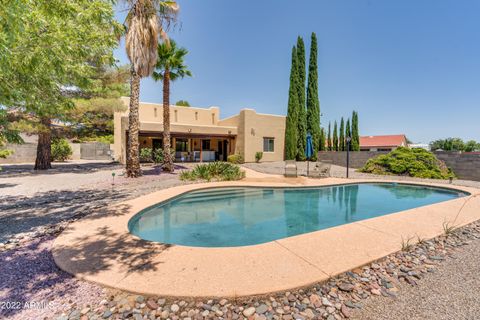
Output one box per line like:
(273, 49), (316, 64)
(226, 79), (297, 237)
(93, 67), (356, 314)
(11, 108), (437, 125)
(306, 133), (314, 159)
(306, 133), (314, 176)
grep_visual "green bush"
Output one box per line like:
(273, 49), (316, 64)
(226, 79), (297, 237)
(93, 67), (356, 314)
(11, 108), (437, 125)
(140, 148), (153, 162)
(360, 147), (455, 179)
(255, 151), (263, 163)
(0, 149), (12, 159)
(180, 162), (246, 182)
(227, 154), (244, 164)
(51, 138), (73, 162)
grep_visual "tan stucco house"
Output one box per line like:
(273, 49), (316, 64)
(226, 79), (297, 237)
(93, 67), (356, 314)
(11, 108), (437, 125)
(113, 98), (286, 163)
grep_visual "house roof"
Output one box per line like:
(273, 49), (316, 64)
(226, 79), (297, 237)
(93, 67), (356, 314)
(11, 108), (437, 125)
(360, 134), (407, 148)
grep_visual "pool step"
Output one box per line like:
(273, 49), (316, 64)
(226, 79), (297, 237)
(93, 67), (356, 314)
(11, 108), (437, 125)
(179, 188), (267, 203)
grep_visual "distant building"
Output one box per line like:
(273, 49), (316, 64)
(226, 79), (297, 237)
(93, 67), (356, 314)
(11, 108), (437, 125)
(359, 134), (408, 151)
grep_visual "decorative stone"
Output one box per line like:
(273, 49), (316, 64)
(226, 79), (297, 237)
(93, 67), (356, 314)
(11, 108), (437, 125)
(171, 304), (180, 312)
(338, 283), (354, 292)
(243, 307), (256, 317)
(256, 304), (268, 314)
(146, 299), (158, 310)
(322, 297), (333, 307)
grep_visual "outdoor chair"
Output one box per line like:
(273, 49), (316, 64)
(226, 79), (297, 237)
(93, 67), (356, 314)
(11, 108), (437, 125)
(315, 160), (332, 178)
(284, 160), (298, 177)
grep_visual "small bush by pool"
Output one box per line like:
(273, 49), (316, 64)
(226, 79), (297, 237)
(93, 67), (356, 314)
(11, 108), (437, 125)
(180, 162), (246, 182)
(360, 147), (455, 179)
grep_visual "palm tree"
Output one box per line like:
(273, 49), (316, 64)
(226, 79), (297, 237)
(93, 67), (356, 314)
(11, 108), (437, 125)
(124, 0), (178, 177)
(152, 40), (192, 172)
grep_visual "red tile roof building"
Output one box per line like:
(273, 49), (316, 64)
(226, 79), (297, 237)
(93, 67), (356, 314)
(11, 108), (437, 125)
(359, 134), (407, 151)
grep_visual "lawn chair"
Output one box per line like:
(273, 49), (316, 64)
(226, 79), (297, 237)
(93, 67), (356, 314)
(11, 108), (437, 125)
(315, 160), (332, 178)
(284, 160), (298, 177)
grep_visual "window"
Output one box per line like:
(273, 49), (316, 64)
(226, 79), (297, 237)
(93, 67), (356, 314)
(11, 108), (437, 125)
(154, 108), (157, 117)
(174, 110), (178, 122)
(176, 139), (188, 152)
(263, 137), (274, 152)
(201, 139), (211, 150)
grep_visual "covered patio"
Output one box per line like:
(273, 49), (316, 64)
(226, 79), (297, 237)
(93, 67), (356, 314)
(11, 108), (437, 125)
(139, 132), (236, 162)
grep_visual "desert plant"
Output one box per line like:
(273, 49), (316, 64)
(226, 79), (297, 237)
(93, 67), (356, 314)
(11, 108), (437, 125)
(401, 236), (414, 251)
(360, 147), (455, 179)
(442, 220), (456, 237)
(180, 162), (245, 182)
(51, 138), (72, 162)
(227, 154), (244, 164)
(255, 151), (263, 163)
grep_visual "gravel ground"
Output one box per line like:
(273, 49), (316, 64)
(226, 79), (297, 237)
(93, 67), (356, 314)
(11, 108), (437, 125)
(0, 163), (195, 242)
(0, 236), (105, 320)
(352, 236), (480, 320)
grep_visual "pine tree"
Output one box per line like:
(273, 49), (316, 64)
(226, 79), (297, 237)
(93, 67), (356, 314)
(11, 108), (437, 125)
(345, 118), (351, 151)
(352, 110), (360, 151)
(333, 121), (339, 151)
(327, 122), (331, 151)
(339, 117), (345, 151)
(284, 46), (299, 160)
(296, 37), (307, 160)
(306, 32), (321, 160)
(319, 127), (326, 151)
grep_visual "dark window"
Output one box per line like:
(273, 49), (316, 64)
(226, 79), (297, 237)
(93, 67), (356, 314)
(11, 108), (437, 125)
(152, 139), (163, 150)
(263, 138), (274, 152)
(176, 139), (188, 152)
(202, 140), (211, 150)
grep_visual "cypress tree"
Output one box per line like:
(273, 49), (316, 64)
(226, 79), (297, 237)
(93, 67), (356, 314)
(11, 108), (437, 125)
(296, 37), (307, 160)
(319, 127), (326, 151)
(333, 121), (339, 151)
(339, 117), (345, 151)
(306, 32), (321, 160)
(327, 122), (332, 151)
(284, 46), (299, 160)
(345, 118), (351, 151)
(352, 110), (360, 151)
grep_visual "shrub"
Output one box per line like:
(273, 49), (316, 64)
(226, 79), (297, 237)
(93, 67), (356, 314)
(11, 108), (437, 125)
(51, 138), (72, 162)
(180, 162), (246, 182)
(140, 148), (153, 162)
(227, 154), (244, 164)
(360, 147), (455, 179)
(0, 149), (12, 159)
(255, 151), (263, 163)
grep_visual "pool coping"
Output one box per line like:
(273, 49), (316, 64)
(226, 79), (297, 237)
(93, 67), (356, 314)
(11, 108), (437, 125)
(52, 171), (480, 298)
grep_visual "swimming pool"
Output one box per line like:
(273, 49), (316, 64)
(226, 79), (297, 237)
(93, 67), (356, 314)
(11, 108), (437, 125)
(128, 183), (468, 247)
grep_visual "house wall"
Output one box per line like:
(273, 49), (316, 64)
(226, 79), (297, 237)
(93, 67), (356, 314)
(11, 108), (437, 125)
(237, 109), (286, 162)
(114, 100), (287, 163)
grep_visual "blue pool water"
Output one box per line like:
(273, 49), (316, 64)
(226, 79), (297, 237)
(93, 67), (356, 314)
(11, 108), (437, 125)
(128, 183), (468, 247)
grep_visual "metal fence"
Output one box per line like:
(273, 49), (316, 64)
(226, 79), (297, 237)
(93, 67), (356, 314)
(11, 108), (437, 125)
(80, 142), (111, 160)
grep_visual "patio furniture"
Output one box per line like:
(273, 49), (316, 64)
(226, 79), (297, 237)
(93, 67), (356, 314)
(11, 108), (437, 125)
(315, 160), (332, 178)
(284, 160), (298, 177)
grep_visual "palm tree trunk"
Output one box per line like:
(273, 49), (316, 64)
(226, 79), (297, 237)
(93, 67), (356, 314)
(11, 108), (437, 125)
(34, 117), (52, 170)
(163, 67), (174, 172)
(126, 67), (142, 177)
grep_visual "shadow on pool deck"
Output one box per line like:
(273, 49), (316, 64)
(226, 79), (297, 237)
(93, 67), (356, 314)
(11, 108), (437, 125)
(54, 223), (172, 278)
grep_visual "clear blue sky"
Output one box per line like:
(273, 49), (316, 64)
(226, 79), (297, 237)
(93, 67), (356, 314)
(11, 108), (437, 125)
(114, 0), (480, 143)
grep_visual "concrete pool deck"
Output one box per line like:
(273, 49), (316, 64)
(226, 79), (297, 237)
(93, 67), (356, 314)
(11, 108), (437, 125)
(52, 168), (480, 298)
